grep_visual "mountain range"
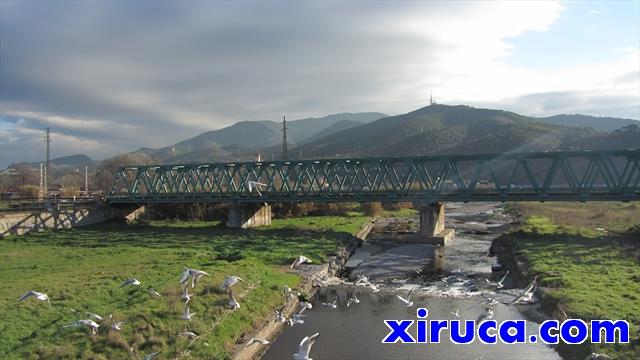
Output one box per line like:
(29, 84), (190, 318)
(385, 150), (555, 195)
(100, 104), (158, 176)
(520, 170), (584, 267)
(7, 105), (639, 171)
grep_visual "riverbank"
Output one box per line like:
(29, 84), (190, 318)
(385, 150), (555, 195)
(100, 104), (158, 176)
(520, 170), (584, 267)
(491, 202), (640, 359)
(0, 214), (370, 359)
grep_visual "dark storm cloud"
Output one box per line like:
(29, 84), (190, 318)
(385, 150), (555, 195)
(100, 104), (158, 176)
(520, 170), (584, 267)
(0, 1), (636, 167)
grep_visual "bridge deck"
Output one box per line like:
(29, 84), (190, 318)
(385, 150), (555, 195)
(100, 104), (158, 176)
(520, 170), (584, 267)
(107, 149), (640, 204)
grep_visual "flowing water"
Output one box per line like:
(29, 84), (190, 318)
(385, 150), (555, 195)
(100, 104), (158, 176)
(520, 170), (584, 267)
(263, 203), (562, 360)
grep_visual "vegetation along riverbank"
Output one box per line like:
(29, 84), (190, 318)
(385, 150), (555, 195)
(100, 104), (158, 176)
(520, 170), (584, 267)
(492, 202), (640, 359)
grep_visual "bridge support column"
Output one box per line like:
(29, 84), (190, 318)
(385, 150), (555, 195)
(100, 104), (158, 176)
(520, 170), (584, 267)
(419, 202), (454, 246)
(226, 204), (272, 229)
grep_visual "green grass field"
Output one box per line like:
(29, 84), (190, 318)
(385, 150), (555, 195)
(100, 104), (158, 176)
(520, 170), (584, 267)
(509, 202), (640, 358)
(0, 214), (369, 359)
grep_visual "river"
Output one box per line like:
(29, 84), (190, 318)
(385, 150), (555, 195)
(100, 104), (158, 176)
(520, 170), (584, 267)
(263, 203), (562, 360)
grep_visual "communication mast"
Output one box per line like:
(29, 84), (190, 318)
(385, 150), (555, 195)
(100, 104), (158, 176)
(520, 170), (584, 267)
(84, 165), (89, 197)
(282, 115), (288, 161)
(44, 127), (51, 198)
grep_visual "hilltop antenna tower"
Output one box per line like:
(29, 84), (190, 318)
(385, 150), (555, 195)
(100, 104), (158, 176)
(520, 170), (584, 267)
(429, 92), (435, 105)
(44, 127), (51, 198)
(84, 165), (89, 197)
(282, 115), (288, 161)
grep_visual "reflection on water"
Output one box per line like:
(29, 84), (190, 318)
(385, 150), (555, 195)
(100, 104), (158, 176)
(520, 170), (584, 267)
(263, 286), (561, 360)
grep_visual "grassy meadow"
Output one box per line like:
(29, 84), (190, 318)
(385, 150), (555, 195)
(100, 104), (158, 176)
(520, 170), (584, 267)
(0, 214), (370, 359)
(507, 202), (640, 358)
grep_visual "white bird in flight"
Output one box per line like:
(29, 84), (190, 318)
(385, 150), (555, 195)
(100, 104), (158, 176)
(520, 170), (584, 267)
(221, 275), (243, 290)
(293, 332), (320, 360)
(449, 306), (460, 318)
(247, 180), (267, 196)
(182, 305), (196, 321)
(17, 291), (51, 306)
(583, 353), (614, 360)
(63, 319), (100, 335)
(510, 277), (537, 305)
(291, 255), (312, 269)
(346, 295), (360, 308)
(485, 270), (510, 289)
(108, 314), (125, 331)
(245, 337), (270, 346)
(120, 278), (141, 287)
(321, 298), (337, 309)
(275, 305), (287, 323)
(228, 289), (240, 310)
(180, 267), (209, 288)
(396, 288), (414, 307)
(181, 286), (192, 304)
(148, 288), (162, 297)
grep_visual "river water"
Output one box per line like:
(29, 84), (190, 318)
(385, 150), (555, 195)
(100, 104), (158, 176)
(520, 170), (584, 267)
(263, 203), (562, 360)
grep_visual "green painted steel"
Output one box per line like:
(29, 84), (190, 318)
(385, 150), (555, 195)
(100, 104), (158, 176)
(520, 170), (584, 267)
(107, 149), (640, 203)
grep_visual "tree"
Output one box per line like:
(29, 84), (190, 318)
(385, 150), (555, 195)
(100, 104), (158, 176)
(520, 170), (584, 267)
(94, 154), (154, 193)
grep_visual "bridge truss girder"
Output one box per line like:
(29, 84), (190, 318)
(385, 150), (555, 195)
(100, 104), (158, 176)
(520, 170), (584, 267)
(108, 149), (640, 203)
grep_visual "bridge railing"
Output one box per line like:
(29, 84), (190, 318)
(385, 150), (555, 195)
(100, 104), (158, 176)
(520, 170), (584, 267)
(107, 149), (640, 203)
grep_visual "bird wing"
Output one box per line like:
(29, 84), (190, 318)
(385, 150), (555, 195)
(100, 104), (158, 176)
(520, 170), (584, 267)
(246, 338), (256, 347)
(291, 257), (301, 268)
(523, 278), (537, 294)
(180, 268), (190, 284)
(499, 270), (510, 284)
(17, 291), (35, 302)
(298, 333), (320, 357)
(407, 288), (414, 301)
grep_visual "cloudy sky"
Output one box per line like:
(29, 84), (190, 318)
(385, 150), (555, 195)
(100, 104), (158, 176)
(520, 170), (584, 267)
(0, 0), (638, 167)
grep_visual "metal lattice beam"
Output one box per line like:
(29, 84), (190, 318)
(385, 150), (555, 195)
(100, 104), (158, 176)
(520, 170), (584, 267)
(107, 149), (640, 203)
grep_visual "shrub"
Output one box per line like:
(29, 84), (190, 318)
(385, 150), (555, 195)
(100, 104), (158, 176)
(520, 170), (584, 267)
(361, 202), (383, 216)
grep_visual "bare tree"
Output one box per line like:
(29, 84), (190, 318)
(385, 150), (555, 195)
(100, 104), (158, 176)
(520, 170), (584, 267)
(94, 154), (154, 193)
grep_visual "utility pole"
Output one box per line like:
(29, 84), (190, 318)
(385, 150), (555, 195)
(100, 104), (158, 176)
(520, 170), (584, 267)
(282, 115), (288, 161)
(44, 127), (51, 199)
(39, 162), (44, 201)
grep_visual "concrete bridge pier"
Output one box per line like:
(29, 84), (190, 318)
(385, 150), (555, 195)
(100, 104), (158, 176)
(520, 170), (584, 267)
(419, 202), (455, 245)
(226, 204), (272, 229)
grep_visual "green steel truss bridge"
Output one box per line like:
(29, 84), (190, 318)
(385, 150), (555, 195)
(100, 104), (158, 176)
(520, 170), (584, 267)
(108, 149), (640, 204)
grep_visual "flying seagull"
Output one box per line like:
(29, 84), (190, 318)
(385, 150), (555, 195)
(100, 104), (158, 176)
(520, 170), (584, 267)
(321, 298), (337, 309)
(396, 288), (414, 307)
(291, 255), (312, 269)
(120, 278), (141, 287)
(346, 295), (360, 308)
(275, 305), (287, 323)
(180, 267), (209, 288)
(17, 291), (51, 306)
(245, 337), (271, 346)
(182, 305), (196, 321)
(449, 306), (460, 318)
(221, 275), (243, 290)
(181, 286), (192, 304)
(485, 270), (510, 289)
(108, 314), (125, 331)
(293, 332), (320, 360)
(228, 289), (240, 310)
(63, 319), (100, 335)
(510, 277), (537, 305)
(247, 180), (267, 196)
